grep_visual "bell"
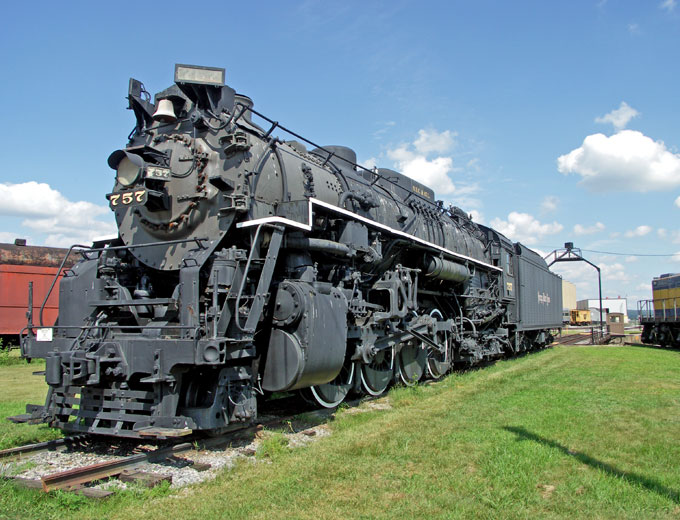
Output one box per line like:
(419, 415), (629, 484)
(153, 98), (177, 123)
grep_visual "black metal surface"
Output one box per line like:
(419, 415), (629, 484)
(18, 64), (563, 439)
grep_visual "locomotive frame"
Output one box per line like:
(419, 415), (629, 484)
(19, 64), (562, 439)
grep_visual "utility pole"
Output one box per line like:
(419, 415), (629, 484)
(544, 242), (604, 338)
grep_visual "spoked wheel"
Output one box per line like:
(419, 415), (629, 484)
(360, 349), (393, 396)
(302, 361), (355, 408)
(427, 344), (451, 379)
(397, 340), (427, 386)
(426, 309), (451, 379)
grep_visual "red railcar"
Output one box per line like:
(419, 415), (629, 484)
(0, 242), (78, 337)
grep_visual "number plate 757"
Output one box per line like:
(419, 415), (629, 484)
(107, 189), (147, 207)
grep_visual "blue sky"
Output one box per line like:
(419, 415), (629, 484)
(1, 0), (679, 308)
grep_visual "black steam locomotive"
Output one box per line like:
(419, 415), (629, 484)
(20, 65), (562, 438)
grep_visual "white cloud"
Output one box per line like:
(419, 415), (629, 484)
(413, 129), (456, 154)
(540, 195), (559, 214)
(573, 222), (605, 236)
(0, 231), (24, 244)
(627, 23), (640, 35)
(673, 252), (680, 262)
(557, 130), (680, 192)
(675, 196), (680, 208)
(0, 181), (116, 248)
(387, 129), (458, 195)
(601, 262), (627, 282)
(398, 154), (456, 194)
(489, 212), (563, 245)
(550, 261), (600, 300)
(595, 102), (639, 131)
(624, 225), (652, 238)
(625, 256), (638, 263)
(657, 229), (680, 244)
(468, 209), (485, 225)
(361, 157), (378, 169)
(661, 0), (677, 12)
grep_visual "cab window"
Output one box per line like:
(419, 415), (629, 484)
(505, 252), (514, 275)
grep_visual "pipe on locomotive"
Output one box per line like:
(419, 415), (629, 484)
(285, 236), (471, 284)
(423, 256), (472, 283)
(284, 237), (354, 258)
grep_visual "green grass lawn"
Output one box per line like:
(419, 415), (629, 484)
(0, 352), (61, 450)
(1, 345), (679, 519)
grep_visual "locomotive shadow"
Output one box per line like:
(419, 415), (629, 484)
(504, 426), (680, 504)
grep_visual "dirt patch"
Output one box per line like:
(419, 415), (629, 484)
(537, 483), (556, 499)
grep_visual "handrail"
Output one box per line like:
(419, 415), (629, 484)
(638, 297), (680, 321)
(233, 102), (436, 205)
(39, 244), (90, 326)
(37, 237), (210, 326)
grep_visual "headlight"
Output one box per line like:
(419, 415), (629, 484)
(108, 150), (145, 187)
(116, 156), (142, 186)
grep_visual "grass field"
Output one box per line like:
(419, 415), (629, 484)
(1, 345), (679, 519)
(0, 351), (61, 450)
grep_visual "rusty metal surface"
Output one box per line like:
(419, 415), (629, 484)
(0, 243), (79, 268)
(0, 265), (62, 334)
(40, 441), (193, 491)
(41, 453), (149, 491)
(0, 243), (83, 334)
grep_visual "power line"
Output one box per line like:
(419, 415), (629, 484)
(581, 249), (677, 257)
(540, 245), (677, 258)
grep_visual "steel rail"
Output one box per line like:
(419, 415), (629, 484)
(40, 441), (194, 491)
(10, 391), (376, 495)
(553, 333), (591, 345)
(38, 399), (351, 492)
(0, 435), (88, 461)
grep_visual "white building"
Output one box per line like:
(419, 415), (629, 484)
(577, 298), (628, 323)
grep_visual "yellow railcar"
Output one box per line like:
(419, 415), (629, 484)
(570, 309), (591, 326)
(652, 273), (680, 319)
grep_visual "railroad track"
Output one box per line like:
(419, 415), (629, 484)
(1, 345), (567, 497)
(552, 333), (608, 345)
(0, 435), (89, 462)
(553, 333), (591, 345)
(0, 396), (356, 497)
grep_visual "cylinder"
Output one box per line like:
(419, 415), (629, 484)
(424, 256), (471, 283)
(45, 352), (62, 386)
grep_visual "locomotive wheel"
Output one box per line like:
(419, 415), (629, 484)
(426, 309), (451, 379)
(304, 361), (355, 408)
(426, 346), (451, 379)
(360, 349), (393, 396)
(397, 341), (427, 386)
